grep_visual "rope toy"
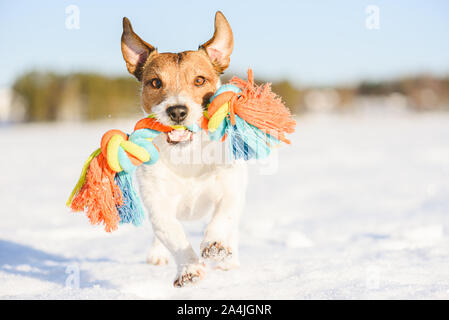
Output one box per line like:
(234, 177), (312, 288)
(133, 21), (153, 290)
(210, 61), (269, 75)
(67, 69), (296, 232)
(206, 69), (295, 160)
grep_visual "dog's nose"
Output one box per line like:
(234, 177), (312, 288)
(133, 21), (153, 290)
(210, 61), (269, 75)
(167, 105), (188, 123)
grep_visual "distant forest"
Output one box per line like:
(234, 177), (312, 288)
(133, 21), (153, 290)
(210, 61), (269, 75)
(11, 71), (449, 122)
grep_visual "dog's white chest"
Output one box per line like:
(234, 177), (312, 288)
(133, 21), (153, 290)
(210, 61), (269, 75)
(172, 174), (219, 220)
(137, 161), (241, 221)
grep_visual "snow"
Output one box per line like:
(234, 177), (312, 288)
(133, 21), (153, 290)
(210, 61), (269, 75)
(1, 112), (449, 299)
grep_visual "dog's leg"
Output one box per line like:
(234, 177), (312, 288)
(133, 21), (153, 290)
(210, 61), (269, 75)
(214, 224), (241, 270)
(200, 200), (243, 265)
(138, 166), (206, 287)
(201, 164), (247, 268)
(149, 202), (205, 287)
(147, 236), (170, 266)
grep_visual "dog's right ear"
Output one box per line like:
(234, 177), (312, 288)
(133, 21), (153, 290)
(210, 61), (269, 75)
(121, 17), (156, 81)
(200, 11), (234, 73)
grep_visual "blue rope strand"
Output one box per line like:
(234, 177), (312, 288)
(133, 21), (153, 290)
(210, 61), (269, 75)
(115, 171), (145, 226)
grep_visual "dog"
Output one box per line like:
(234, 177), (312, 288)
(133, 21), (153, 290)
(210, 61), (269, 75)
(121, 11), (248, 287)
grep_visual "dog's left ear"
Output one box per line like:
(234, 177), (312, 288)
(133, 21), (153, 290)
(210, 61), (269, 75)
(121, 17), (156, 81)
(201, 11), (234, 73)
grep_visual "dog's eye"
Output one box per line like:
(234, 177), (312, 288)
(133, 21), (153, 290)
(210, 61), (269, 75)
(149, 78), (162, 89)
(194, 76), (206, 87)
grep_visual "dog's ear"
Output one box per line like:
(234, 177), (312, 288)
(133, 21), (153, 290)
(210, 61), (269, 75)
(121, 17), (156, 81)
(200, 11), (234, 73)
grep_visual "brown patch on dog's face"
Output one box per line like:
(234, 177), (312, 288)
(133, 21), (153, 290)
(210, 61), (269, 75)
(140, 51), (220, 114)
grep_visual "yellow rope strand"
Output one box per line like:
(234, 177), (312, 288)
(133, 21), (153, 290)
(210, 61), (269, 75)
(66, 148), (101, 207)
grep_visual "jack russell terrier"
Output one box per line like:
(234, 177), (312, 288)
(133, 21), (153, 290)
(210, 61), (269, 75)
(121, 11), (247, 287)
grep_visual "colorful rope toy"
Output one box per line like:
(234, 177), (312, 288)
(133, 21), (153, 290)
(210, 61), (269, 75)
(67, 70), (296, 232)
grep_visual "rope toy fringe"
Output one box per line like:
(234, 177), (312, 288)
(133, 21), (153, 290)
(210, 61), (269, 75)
(67, 69), (296, 232)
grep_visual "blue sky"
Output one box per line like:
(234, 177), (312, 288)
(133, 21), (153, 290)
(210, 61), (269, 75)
(1, 0), (448, 87)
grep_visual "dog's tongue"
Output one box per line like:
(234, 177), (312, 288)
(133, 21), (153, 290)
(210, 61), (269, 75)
(168, 129), (192, 142)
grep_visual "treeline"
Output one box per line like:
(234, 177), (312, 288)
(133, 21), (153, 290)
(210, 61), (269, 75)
(356, 76), (449, 110)
(12, 72), (141, 122)
(10, 71), (449, 122)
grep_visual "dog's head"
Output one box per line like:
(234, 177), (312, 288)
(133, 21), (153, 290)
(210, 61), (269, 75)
(121, 11), (233, 145)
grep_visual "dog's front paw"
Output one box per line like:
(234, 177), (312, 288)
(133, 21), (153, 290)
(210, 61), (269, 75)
(200, 241), (232, 261)
(173, 263), (206, 288)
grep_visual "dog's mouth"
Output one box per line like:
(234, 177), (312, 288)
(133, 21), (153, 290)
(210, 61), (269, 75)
(166, 129), (194, 144)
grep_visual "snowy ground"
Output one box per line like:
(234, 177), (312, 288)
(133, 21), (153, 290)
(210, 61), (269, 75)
(1, 111), (449, 299)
